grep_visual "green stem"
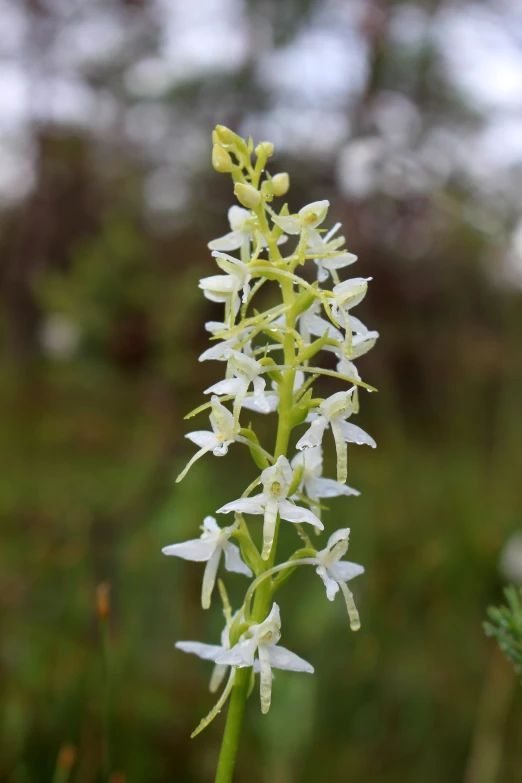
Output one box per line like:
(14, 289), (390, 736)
(214, 668), (251, 783)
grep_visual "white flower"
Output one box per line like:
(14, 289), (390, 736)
(199, 321), (254, 362)
(162, 516), (252, 609)
(272, 200), (330, 252)
(199, 252), (251, 324)
(312, 528), (364, 630)
(208, 206), (255, 252)
(176, 617), (267, 693)
(296, 390), (376, 484)
(205, 349), (270, 426)
(217, 455), (323, 560)
(176, 396), (239, 482)
(217, 603), (314, 714)
(330, 278), (371, 348)
(310, 222), (358, 283)
(300, 304), (378, 361)
(291, 445), (359, 513)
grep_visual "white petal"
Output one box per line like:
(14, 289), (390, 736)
(296, 416), (329, 450)
(201, 548), (222, 609)
(338, 420), (376, 448)
(267, 645), (314, 674)
(258, 645), (273, 714)
(271, 214), (301, 234)
(228, 205), (250, 231)
(278, 499), (324, 529)
(262, 494), (280, 560)
(223, 542), (253, 577)
(309, 477), (360, 499)
(322, 252), (357, 270)
(204, 378), (243, 396)
(186, 431), (219, 449)
(332, 561), (365, 582)
(208, 231), (244, 251)
(241, 394), (279, 413)
(217, 494), (266, 516)
(175, 641), (225, 662)
(217, 638), (257, 668)
(199, 341), (232, 362)
(302, 313), (343, 342)
(316, 565), (340, 601)
(162, 538), (216, 561)
(209, 663), (228, 693)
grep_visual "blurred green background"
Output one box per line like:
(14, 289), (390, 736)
(1, 1), (522, 781)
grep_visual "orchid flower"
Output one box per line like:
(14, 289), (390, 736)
(271, 199), (330, 252)
(291, 445), (359, 514)
(217, 603), (313, 714)
(217, 456), (323, 560)
(205, 349), (270, 427)
(162, 516), (252, 609)
(296, 390), (376, 484)
(330, 278), (372, 351)
(312, 528), (364, 630)
(207, 206), (257, 253)
(199, 251), (251, 326)
(176, 396), (239, 482)
(310, 222), (358, 282)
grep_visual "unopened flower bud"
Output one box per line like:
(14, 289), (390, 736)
(234, 182), (261, 210)
(215, 125), (237, 146)
(272, 172), (289, 197)
(255, 141), (274, 159)
(212, 144), (238, 173)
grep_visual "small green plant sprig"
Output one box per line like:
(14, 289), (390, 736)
(163, 126), (379, 783)
(484, 586), (522, 680)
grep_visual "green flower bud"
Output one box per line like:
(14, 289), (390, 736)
(255, 141), (274, 159)
(272, 172), (289, 197)
(234, 182), (261, 210)
(212, 144), (238, 173)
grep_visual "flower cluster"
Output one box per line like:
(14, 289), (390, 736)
(163, 126), (378, 735)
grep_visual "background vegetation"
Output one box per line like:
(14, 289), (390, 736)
(1, 1), (521, 781)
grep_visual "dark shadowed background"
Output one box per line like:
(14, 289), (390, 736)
(1, 1), (522, 781)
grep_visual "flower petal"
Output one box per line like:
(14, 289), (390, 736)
(258, 645), (273, 714)
(175, 641), (225, 662)
(208, 231), (244, 251)
(209, 663), (229, 693)
(217, 494), (266, 516)
(278, 499), (323, 529)
(162, 538), (216, 561)
(309, 476), (360, 499)
(271, 214), (300, 234)
(217, 638), (257, 668)
(186, 431), (219, 449)
(337, 420), (376, 448)
(267, 645), (314, 673)
(316, 564), (340, 601)
(296, 416), (329, 450)
(332, 561), (365, 582)
(223, 541), (253, 577)
(201, 548), (222, 609)
(204, 378), (243, 396)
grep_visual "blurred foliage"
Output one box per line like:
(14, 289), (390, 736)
(1, 1), (522, 782)
(485, 588), (522, 681)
